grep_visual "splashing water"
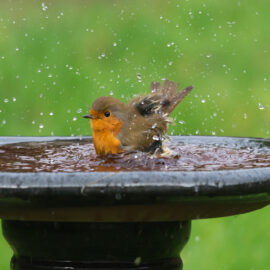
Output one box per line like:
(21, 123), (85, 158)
(0, 139), (270, 173)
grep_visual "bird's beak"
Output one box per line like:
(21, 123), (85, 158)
(83, 114), (94, 119)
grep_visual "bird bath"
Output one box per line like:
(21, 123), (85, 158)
(0, 136), (270, 270)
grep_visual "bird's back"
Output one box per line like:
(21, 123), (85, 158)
(117, 80), (193, 153)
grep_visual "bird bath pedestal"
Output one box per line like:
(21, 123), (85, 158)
(0, 136), (270, 270)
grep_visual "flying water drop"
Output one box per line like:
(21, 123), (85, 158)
(41, 2), (48, 11)
(258, 103), (264, 110)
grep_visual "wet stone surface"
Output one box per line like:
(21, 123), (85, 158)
(1, 138), (270, 172)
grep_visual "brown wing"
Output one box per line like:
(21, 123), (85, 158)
(118, 80), (193, 153)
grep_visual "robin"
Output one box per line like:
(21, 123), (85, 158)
(83, 80), (193, 155)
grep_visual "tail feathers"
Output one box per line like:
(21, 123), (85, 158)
(165, 85), (193, 114)
(150, 82), (161, 93)
(151, 80), (179, 98)
(161, 80), (179, 98)
(151, 80), (193, 114)
(136, 80), (193, 116)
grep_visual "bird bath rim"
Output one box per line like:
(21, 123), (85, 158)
(0, 135), (270, 222)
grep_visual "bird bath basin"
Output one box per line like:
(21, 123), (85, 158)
(0, 136), (270, 270)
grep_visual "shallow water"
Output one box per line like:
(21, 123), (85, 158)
(0, 139), (270, 172)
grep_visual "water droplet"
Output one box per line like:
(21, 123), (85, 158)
(49, 112), (54, 116)
(37, 69), (41, 73)
(212, 131), (216, 136)
(258, 103), (264, 110)
(195, 130), (199, 135)
(195, 236), (200, 242)
(73, 117), (77, 121)
(243, 113), (247, 119)
(4, 98), (9, 103)
(201, 99), (206, 103)
(109, 90), (114, 96)
(167, 42), (174, 47)
(152, 123), (157, 129)
(113, 42), (117, 46)
(39, 124), (44, 129)
(32, 120), (35, 124)
(153, 135), (159, 141)
(41, 2), (48, 11)
(206, 54), (212, 58)
(48, 74), (52, 78)
(15, 48), (19, 52)
(134, 257), (142, 266)
(1, 56), (5, 60)
(40, 112), (43, 116)
(136, 73), (142, 82)
(2, 120), (6, 125)
(168, 61), (173, 66)
(178, 120), (185, 125)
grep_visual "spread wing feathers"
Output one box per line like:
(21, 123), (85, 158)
(120, 80), (193, 153)
(134, 80), (193, 116)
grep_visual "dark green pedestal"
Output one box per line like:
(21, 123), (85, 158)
(2, 220), (191, 270)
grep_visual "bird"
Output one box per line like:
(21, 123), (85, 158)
(83, 80), (193, 155)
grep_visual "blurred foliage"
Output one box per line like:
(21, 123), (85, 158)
(0, 0), (269, 137)
(0, 0), (270, 269)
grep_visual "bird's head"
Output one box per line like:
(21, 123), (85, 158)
(83, 96), (126, 134)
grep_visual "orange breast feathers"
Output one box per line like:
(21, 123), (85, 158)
(90, 109), (124, 155)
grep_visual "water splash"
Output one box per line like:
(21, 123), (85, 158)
(258, 103), (265, 110)
(0, 139), (270, 173)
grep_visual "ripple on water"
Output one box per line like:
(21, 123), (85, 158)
(0, 139), (270, 172)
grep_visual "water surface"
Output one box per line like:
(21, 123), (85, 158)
(1, 138), (270, 172)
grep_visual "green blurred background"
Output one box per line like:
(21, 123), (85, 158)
(0, 0), (270, 269)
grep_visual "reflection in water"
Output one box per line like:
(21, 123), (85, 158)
(0, 139), (270, 172)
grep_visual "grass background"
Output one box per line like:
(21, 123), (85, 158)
(0, 0), (270, 269)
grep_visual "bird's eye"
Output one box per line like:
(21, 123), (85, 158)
(104, 111), (110, 117)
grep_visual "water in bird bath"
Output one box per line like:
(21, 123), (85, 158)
(1, 137), (270, 172)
